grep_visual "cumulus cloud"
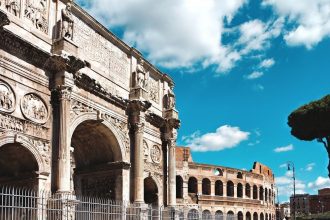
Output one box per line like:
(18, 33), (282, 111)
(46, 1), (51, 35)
(262, 0), (330, 49)
(246, 71), (264, 80)
(308, 176), (330, 189)
(183, 125), (250, 152)
(274, 144), (294, 153)
(79, 0), (248, 72)
(260, 58), (275, 68)
(276, 174), (306, 196)
(305, 163), (316, 172)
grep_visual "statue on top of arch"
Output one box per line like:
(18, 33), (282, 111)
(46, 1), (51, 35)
(132, 58), (149, 90)
(61, 0), (74, 40)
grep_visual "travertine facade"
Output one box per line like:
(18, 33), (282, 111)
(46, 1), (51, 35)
(176, 147), (276, 220)
(0, 0), (276, 218)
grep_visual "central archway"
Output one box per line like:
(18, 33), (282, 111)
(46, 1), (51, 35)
(71, 120), (124, 200)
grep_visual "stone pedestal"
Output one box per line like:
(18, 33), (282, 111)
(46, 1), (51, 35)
(129, 87), (149, 100)
(53, 38), (78, 56)
(163, 108), (178, 119)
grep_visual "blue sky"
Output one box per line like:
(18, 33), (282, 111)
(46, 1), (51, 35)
(76, 0), (330, 202)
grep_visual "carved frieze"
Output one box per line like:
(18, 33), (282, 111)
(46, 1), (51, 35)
(4, 0), (20, 17)
(24, 0), (49, 34)
(0, 80), (15, 113)
(70, 100), (95, 122)
(0, 113), (49, 139)
(150, 145), (161, 164)
(149, 78), (159, 103)
(16, 134), (50, 166)
(21, 93), (48, 124)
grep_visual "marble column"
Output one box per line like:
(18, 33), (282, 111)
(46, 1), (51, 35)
(168, 138), (176, 206)
(133, 121), (145, 203)
(56, 85), (72, 193)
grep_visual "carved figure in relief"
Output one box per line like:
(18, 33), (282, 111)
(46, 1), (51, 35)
(143, 141), (149, 160)
(0, 83), (14, 112)
(21, 94), (48, 123)
(61, 1), (74, 40)
(5, 0), (20, 16)
(24, 0), (48, 33)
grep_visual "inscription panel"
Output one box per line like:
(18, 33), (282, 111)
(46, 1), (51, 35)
(73, 16), (130, 90)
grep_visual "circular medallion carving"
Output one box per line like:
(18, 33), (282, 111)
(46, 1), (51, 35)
(0, 80), (15, 113)
(21, 93), (48, 124)
(151, 145), (161, 163)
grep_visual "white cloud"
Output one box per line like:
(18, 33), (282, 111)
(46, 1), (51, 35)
(280, 163), (287, 168)
(274, 144), (294, 153)
(276, 174), (306, 196)
(308, 176), (330, 189)
(262, 0), (330, 49)
(184, 125), (250, 152)
(82, 0), (247, 72)
(253, 84), (265, 91)
(246, 71), (264, 80)
(306, 163), (316, 172)
(260, 58), (275, 68)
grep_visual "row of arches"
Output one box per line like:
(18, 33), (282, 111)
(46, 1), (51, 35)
(186, 210), (275, 220)
(177, 176), (275, 204)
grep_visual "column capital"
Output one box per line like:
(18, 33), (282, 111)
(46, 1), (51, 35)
(128, 100), (151, 113)
(56, 85), (72, 101)
(45, 54), (86, 74)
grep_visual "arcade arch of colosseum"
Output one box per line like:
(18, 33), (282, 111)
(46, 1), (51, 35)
(0, 0), (276, 218)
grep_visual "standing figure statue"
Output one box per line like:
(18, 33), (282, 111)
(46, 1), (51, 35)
(166, 86), (175, 109)
(134, 59), (149, 89)
(61, 1), (74, 40)
(5, 0), (20, 16)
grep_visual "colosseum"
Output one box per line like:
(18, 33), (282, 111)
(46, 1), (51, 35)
(175, 147), (276, 220)
(0, 0), (276, 219)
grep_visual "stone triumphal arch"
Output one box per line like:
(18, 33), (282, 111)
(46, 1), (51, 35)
(0, 0), (180, 209)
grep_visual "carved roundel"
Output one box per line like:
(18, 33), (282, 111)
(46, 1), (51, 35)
(21, 93), (49, 124)
(0, 80), (16, 113)
(150, 145), (161, 163)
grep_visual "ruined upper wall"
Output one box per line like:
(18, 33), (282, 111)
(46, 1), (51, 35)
(251, 162), (274, 180)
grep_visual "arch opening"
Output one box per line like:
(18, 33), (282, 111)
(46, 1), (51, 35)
(188, 177), (197, 194)
(253, 185), (258, 199)
(71, 120), (124, 199)
(237, 183), (243, 198)
(238, 211), (243, 220)
(227, 181), (234, 197)
(246, 212), (251, 220)
(215, 180), (223, 196)
(176, 175), (183, 198)
(202, 178), (211, 195)
(202, 210), (212, 220)
(0, 143), (39, 189)
(215, 210), (224, 220)
(246, 183), (251, 198)
(144, 177), (158, 206)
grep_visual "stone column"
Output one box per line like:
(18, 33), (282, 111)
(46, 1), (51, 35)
(134, 121), (145, 203)
(198, 180), (202, 195)
(211, 182), (215, 196)
(168, 138), (177, 207)
(223, 183), (227, 197)
(128, 100), (151, 204)
(56, 85), (72, 193)
(243, 184), (246, 199)
(234, 184), (237, 198)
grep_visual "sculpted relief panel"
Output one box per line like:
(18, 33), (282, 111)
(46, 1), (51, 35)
(73, 16), (130, 89)
(0, 80), (15, 113)
(21, 93), (48, 124)
(0, 0), (49, 34)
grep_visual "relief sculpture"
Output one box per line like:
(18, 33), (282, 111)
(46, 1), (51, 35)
(24, 0), (49, 34)
(149, 79), (159, 103)
(5, 0), (20, 17)
(21, 93), (48, 124)
(0, 80), (15, 113)
(151, 145), (161, 163)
